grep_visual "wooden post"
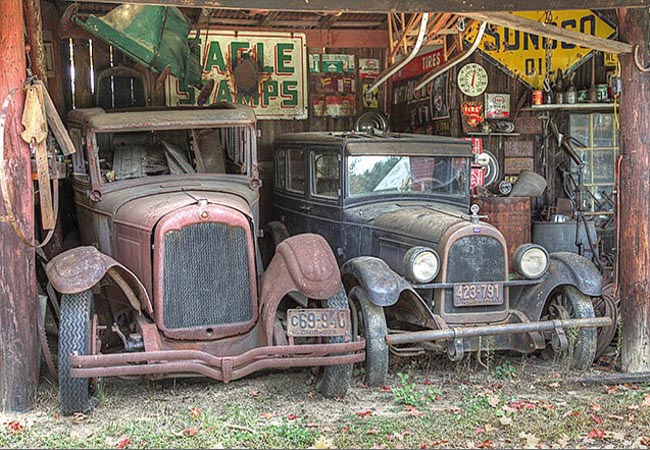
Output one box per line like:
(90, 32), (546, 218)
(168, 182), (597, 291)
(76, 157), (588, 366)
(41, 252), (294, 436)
(23, 0), (47, 84)
(0, 0), (38, 411)
(619, 7), (650, 373)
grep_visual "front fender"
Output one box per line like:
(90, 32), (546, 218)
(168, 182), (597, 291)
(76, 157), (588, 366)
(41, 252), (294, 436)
(341, 256), (413, 307)
(45, 246), (153, 315)
(511, 252), (602, 322)
(260, 234), (341, 344)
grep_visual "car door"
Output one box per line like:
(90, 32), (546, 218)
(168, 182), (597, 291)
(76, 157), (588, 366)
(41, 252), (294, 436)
(306, 146), (344, 263)
(272, 145), (310, 236)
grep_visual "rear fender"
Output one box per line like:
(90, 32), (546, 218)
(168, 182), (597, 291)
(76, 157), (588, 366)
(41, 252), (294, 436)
(341, 257), (414, 307)
(511, 252), (602, 322)
(45, 246), (153, 315)
(260, 234), (341, 344)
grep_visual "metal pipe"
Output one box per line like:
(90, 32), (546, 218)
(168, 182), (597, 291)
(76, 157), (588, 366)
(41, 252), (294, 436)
(366, 13), (430, 93)
(386, 316), (612, 346)
(415, 21), (486, 91)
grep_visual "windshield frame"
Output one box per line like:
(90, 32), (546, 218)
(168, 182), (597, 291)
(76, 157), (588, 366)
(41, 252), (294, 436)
(343, 152), (471, 203)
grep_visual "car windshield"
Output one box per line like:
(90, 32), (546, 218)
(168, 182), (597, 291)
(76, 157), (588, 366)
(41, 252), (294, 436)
(347, 155), (470, 198)
(96, 127), (251, 183)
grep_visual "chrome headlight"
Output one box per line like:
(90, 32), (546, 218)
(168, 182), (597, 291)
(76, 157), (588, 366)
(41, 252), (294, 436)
(404, 247), (440, 283)
(512, 244), (549, 279)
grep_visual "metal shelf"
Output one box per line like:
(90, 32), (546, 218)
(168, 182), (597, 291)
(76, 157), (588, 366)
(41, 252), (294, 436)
(519, 103), (616, 112)
(466, 132), (521, 137)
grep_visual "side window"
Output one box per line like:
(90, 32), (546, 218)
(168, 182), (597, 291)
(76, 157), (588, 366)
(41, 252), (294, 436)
(275, 150), (286, 189)
(69, 128), (87, 176)
(311, 151), (340, 199)
(287, 148), (305, 193)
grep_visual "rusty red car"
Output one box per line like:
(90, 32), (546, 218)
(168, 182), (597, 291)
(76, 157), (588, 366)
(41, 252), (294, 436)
(46, 105), (364, 415)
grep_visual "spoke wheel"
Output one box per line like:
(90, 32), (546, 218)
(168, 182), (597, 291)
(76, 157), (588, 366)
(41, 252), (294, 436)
(542, 285), (597, 371)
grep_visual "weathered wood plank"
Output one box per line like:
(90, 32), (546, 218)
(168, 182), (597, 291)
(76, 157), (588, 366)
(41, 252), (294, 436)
(619, 7), (650, 373)
(0, 0), (38, 412)
(65, 0), (649, 13)
(459, 11), (633, 54)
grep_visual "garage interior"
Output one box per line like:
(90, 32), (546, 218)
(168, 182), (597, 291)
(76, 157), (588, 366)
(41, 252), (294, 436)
(0, 0), (649, 412)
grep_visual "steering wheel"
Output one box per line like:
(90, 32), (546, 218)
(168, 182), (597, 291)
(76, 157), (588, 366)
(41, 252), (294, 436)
(410, 176), (447, 192)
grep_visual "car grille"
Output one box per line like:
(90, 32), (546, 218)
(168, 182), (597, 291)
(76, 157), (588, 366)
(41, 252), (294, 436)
(162, 222), (253, 330)
(444, 235), (506, 314)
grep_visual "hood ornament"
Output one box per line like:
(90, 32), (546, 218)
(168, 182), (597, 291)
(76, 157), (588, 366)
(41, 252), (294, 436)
(469, 204), (488, 224)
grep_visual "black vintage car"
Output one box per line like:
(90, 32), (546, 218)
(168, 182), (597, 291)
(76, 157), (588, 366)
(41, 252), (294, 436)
(268, 131), (611, 386)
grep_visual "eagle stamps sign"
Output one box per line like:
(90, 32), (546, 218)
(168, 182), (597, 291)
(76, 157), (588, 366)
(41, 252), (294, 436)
(166, 31), (308, 120)
(465, 10), (616, 89)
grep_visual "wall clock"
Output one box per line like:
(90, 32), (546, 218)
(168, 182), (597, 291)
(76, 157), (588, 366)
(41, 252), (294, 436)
(457, 63), (488, 97)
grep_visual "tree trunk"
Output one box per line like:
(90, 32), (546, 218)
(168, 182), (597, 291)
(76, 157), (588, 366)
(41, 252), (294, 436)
(0, 0), (38, 411)
(619, 7), (650, 373)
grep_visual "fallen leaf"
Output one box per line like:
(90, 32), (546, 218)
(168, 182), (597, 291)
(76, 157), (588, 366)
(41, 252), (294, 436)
(429, 440), (449, 447)
(562, 410), (580, 418)
(541, 404), (556, 411)
(173, 427), (197, 437)
(588, 429), (605, 439)
(423, 379), (433, 385)
(4, 420), (24, 435)
(366, 429), (380, 435)
(590, 413), (603, 424)
(548, 382), (561, 389)
(476, 439), (494, 448)
(190, 407), (201, 419)
(310, 436), (335, 449)
(71, 413), (88, 424)
(605, 386), (618, 394)
(499, 416), (512, 426)
(487, 395), (500, 408)
(288, 413), (298, 420)
(519, 432), (540, 449)
(642, 395), (650, 407)
(591, 402), (602, 412)
(406, 405), (423, 417)
(380, 386), (391, 393)
(510, 400), (536, 410)
(116, 438), (130, 449)
(248, 389), (261, 398)
(355, 410), (372, 418)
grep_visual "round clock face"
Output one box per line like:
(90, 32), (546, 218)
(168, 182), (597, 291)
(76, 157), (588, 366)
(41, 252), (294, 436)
(457, 63), (488, 97)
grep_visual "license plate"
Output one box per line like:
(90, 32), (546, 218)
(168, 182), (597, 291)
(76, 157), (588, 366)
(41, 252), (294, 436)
(286, 309), (350, 337)
(453, 282), (504, 307)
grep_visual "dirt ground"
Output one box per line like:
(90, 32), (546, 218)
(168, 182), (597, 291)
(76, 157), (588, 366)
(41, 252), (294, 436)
(1, 353), (649, 449)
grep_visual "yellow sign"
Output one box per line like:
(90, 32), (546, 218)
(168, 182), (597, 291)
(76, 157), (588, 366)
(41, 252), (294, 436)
(465, 10), (617, 89)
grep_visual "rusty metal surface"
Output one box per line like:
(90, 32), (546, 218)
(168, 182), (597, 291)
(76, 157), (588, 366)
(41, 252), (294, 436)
(69, 340), (365, 383)
(66, 104), (257, 132)
(261, 234), (342, 344)
(152, 203), (258, 340)
(45, 246), (153, 314)
(386, 316), (612, 346)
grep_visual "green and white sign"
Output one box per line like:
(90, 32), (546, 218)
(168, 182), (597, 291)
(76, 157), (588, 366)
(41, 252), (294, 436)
(166, 30), (308, 120)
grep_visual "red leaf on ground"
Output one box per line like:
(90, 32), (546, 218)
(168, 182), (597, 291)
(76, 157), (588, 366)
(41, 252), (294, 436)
(477, 439), (494, 448)
(510, 401), (536, 410)
(287, 413), (298, 420)
(423, 379), (433, 385)
(261, 412), (274, 420)
(430, 440), (449, 447)
(605, 386), (618, 394)
(406, 405), (423, 417)
(541, 404), (556, 410)
(562, 410), (580, 418)
(190, 407), (201, 419)
(356, 410), (373, 418)
(4, 421), (24, 435)
(381, 386), (391, 392)
(116, 438), (130, 449)
(590, 413), (603, 424)
(248, 389), (261, 398)
(588, 429), (605, 439)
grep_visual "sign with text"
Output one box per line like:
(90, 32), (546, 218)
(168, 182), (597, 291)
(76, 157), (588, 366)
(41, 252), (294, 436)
(465, 10), (616, 89)
(391, 48), (445, 82)
(165, 31), (308, 120)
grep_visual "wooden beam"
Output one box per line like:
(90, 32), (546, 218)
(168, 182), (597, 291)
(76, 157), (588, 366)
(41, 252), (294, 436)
(258, 10), (279, 27)
(459, 11), (633, 54)
(65, 0), (650, 13)
(23, 0), (47, 83)
(619, 7), (650, 373)
(318, 13), (342, 29)
(0, 0), (38, 412)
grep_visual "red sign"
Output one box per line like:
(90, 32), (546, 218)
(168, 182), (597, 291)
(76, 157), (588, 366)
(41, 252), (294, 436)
(462, 137), (484, 192)
(391, 48), (446, 82)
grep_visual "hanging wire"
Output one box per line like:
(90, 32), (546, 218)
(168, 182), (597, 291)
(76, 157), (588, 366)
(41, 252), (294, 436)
(543, 10), (553, 93)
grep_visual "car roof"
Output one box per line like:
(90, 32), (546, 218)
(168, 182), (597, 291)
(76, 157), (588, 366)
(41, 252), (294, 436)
(275, 131), (473, 157)
(67, 103), (257, 132)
